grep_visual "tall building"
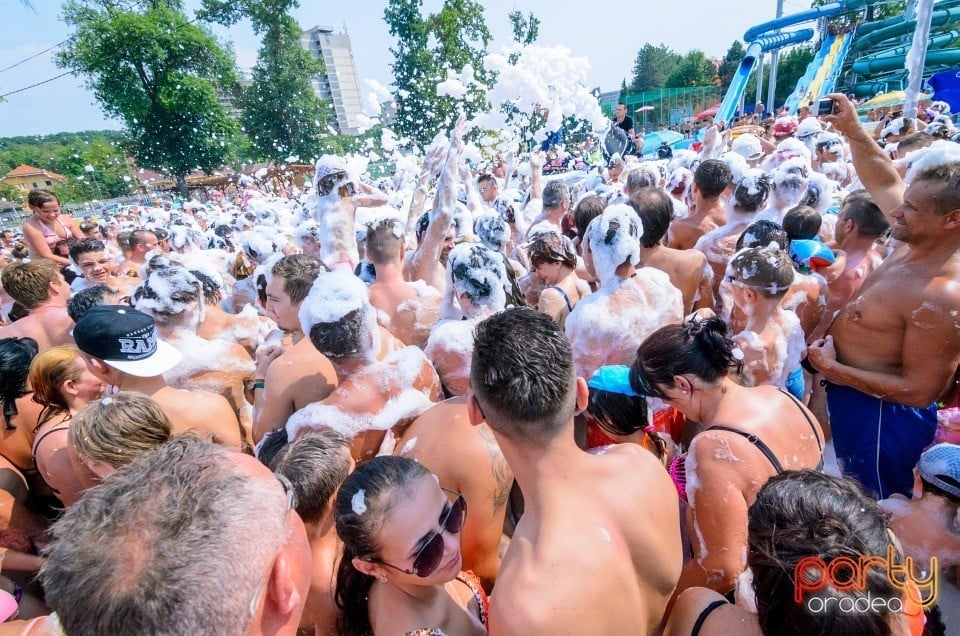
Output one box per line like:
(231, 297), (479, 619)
(301, 25), (365, 136)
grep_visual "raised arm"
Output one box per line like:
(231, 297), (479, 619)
(528, 151), (545, 201)
(825, 93), (905, 214)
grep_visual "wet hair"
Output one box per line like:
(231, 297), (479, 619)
(132, 264), (201, 325)
(115, 230), (132, 255)
(1, 260), (60, 309)
(309, 308), (365, 360)
(586, 388), (665, 458)
(735, 220), (788, 250)
(542, 180), (569, 209)
(625, 167), (657, 193)
(79, 221), (101, 237)
(449, 244), (509, 307)
(128, 229), (158, 251)
(0, 337), (39, 429)
(729, 245), (795, 299)
(628, 187), (672, 247)
(67, 285), (117, 323)
(190, 270), (221, 305)
(840, 191), (889, 239)
(271, 254), (322, 305)
(70, 392), (172, 470)
(27, 189), (59, 209)
(732, 172), (773, 213)
(364, 218), (405, 265)
(748, 470), (905, 635)
(476, 173), (497, 188)
(28, 345), (85, 427)
(68, 238), (106, 264)
(914, 162), (960, 216)
(415, 212), (430, 245)
(630, 316), (743, 399)
(527, 231), (577, 269)
(782, 205), (822, 241)
(573, 195), (606, 241)
(471, 308), (575, 443)
(474, 213), (509, 251)
(694, 159), (733, 199)
(268, 430), (352, 525)
(898, 131), (934, 155)
(335, 455), (432, 636)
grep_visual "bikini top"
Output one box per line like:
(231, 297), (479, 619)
(37, 217), (70, 246)
(546, 285), (574, 312)
(402, 571), (489, 636)
(691, 599), (727, 636)
(668, 390), (824, 502)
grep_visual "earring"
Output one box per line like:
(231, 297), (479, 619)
(379, 575), (387, 583)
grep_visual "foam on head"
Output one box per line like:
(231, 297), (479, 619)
(447, 243), (508, 311)
(240, 230), (279, 263)
(298, 267), (373, 337)
(903, 140), (960, 184)
(474, 212), (509, 251)
(133, 264), (201, 318)
(586, 203), (643, 285)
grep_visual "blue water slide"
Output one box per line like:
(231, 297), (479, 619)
(714, 29), (815, 126)
(784, 33), (837, 114)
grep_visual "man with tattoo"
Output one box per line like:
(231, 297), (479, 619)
(393, 396), (513, 592)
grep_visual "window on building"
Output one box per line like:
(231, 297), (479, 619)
(45, 180), (52, 186)
(17, 183), (25, 190)
(32, 182), (38, 188)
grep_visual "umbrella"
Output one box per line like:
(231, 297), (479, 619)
(694, 103), (721, 119)
(643, 130), (684, 148)
(857, 90), (931, 112)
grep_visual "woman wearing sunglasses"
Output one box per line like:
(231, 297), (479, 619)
(334, 455), (488, 636)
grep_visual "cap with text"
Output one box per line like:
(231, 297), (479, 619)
(73, 305), (182, 377)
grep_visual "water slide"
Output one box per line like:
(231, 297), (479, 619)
(783, 33), (838, 114)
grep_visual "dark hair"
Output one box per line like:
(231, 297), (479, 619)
(450, 244), (508, 306)
(1, 260), (60, 309)
(630, 316), (742, 399)
(27, 189), (59, 209)
(68, 238), (106, 264)
(67, 285), (117, 323)
(736, 220), (788, 250)
(268, 430), (352, 525)
(914, 162), (960, 216)
(474, 213), (509, 251)
(190, 270), (221, 305)
(309, 308), (365, 360)
(732, 172), (772, 213)
(335, 456), (431, 636)
(128, 229), (158, 250)
(919, 477), (960, 506)
(628, 187), (672, 247)
(840, 191), (890, 238)
(694, 159), (733, 199)
(573, 195), (606, 241)
(271, 254), (322, 305)
(730, 245), (795, 299)
(586, 388), (665, 458)
(748, 470), (904, 635)
(782, 205), (822, 241)
(415, 212), (430, 245)
(365, 218), (405, 265)
(897, 131), (934, 155)
(0, 337), (39, 428)
(527, 232), (577, 269)
(471, 308), (575, 443)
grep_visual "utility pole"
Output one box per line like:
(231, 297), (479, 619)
(767, 0), (785, 110)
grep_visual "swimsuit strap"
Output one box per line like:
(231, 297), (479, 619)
(706, 425), (785, 474)
(778, 389), (825, 471)
(455, 570), (489, 627)
(691, 599), (728, 636)
(546, 285), (574, 312)
(32, 425), (70, 463)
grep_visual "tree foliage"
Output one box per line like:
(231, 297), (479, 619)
(718, 41), (746, 88)
(508, 10), (540, 45)
(744, 46), (815, 108)
(630, 44), (681, 92)
(57, 0), (241, 193)
(384, 0), (491, 147)
(666, 50), (717, 88)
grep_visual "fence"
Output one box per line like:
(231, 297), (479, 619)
(601, 85), (726, 131)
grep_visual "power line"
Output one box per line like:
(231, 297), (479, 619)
(0, 71), (75, 99)
(0, 39), (70, 74)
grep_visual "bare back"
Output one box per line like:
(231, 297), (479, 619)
(150, 385), (244, 450)
(0, 310), (74, 352)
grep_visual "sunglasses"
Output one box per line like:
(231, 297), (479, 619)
(371, 489), (467, 578)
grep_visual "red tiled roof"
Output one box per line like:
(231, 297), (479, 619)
(2, 164), (67, 182)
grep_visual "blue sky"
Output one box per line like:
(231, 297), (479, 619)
(0, 0), (805, 137)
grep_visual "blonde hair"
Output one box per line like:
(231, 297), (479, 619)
(28, 345), (84, 426)
(70, 391), (172, 469)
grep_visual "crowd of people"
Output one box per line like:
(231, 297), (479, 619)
(0, 91), (957, 634)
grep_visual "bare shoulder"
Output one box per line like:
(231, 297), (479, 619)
(664, 588), (761, 636)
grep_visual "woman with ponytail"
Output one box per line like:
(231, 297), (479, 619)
(334, 455), (487, 636)
(631, 315), (824, 604)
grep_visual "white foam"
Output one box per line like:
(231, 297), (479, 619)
(298, 267), (371, 333)
(351, 489), (367, 515)
(586, 203), (642, 286)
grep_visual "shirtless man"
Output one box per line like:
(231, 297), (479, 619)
(67, 238), (138, 298)
(267, 430), (354, 636)
(669, 159), (732, 250)
(468, 308), (682, 634)
(284, 268), (440, 464)
(477, 174), (524, 246)
(807, 93), (960, 498)
(630, 187), (714, 313)
(193, 269), (265, 357)
(127, 229), (159, 268)
(365, 217), (440, 348)
(566, 204), (683, 380)
(0, 260), (73, 350)
(394, 397), (512, 592)
(253, 255), (338, 443)
(74, 305), (243, 450)
(525, 180), (568, 237)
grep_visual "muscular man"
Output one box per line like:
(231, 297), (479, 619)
(669, 159), (732, 250)
(67, 238), (138, 298)
(0, 260), (73, 350)
(267, 430), (354, 636)
(41, 437), (311, 635)
(254, 254), (338, 443)
(365, 217), (440, 348)
(74, 305), (243, 450)
(394, 397), (512, 591)
(468, 308), (682, 634)
(630, 187), (714, 313)
(808, 93), (960, 498)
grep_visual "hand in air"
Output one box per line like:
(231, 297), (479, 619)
(529, 151), (545, 171)
(822, 93), (861, 139)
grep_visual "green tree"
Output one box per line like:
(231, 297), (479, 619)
(385, 0), (491, 147)
(774, 46), (815, 105)
(0, 182), (23, 203)
(508, 10), (540, 45)
(618, 78), (628, 103)
(718, 41), (746, 88)
(630, 44), (681, 92)
(666, 50), (717, 88)
(57, 0), (241, 194)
